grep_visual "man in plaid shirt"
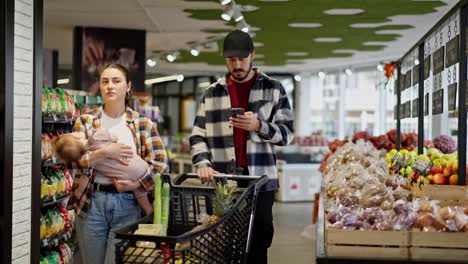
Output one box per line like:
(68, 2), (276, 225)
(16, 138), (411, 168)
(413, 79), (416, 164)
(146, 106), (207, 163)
(190, 30), (294, 264)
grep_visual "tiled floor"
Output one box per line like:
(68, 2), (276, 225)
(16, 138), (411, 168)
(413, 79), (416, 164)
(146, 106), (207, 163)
(269, 202), (316, 264)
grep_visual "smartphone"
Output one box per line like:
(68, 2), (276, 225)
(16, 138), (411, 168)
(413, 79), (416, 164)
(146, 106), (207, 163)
(231, 107), (245, 117)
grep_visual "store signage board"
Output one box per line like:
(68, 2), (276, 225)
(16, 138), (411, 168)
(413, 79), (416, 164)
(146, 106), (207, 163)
(446, 35), (459, 68)
(433, 46), (445, 76)
(432, 89), (444, 115)
(448, 83), (457, 111)
(412, 98), (419, 118)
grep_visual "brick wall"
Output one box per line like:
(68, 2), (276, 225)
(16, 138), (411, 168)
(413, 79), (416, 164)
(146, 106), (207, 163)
(12, 0), (33, 263)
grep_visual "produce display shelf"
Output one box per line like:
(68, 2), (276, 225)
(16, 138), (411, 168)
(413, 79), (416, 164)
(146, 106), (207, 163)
(41, 193), (69, 208)
(41, 228), (72, 249)
(315, 190), (467, 264)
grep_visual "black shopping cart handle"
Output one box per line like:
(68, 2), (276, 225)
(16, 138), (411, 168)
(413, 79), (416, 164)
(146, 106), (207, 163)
(173, 173), (266, 185)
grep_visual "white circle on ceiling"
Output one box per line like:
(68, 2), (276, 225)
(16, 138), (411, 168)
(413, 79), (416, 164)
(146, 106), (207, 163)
(288, 23), (322, 28)
(314, 37), (342, 43)
(286, 52), (308, 56)
(324, 9), (365, 15)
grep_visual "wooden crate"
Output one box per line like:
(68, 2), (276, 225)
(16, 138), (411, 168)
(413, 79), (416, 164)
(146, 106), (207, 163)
(325, 228), (410, 260)
(410, 185), (468, 262)
(410, 229), (468, 261)
(412, 185), (468, 206)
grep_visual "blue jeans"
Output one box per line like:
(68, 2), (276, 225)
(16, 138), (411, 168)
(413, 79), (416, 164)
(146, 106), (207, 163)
(76, 192), (143, 264)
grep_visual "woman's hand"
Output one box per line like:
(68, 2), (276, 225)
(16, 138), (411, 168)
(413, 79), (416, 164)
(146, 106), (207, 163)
(112, 178), (141, 192)
(102, 143), (134, 165)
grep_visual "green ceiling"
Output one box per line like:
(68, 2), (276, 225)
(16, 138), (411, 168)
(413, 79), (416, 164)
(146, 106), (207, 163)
(178, 0), (446, 66)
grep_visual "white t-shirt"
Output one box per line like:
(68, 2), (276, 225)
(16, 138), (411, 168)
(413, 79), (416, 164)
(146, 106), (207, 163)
(94, 112), (137, 184)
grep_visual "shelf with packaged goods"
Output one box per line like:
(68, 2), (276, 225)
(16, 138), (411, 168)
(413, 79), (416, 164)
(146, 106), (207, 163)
(41, 193), (70, 208)
(41, 228), (73, 249)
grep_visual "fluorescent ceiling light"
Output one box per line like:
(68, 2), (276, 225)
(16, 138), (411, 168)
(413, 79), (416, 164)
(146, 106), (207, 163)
(57, 78), (70, 85)
(377, 64), (384, 72)
(324, 9), (365, 15)
(145, 75), (178, 85)
(414, 59), (420, 66)
(318, 71), (326, 79)
(221, 0), (231, 5)
(286, 52), (308, 56)
(294, 75), (302, 82)
(176, 75), (184, 82)
(314, 37), (342, 43)
(345, 69), (353, 76)
(288, 23), (322, 28)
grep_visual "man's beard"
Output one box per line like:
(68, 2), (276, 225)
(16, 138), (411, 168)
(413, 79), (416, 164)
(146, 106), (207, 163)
(230, 63), (253, 82)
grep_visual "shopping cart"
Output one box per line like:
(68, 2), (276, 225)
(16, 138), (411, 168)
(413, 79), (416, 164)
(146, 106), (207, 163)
(114, 173), (268, 264)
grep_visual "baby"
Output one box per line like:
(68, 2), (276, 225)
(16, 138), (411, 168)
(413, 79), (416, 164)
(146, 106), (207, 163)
(54, 129), (153, 215)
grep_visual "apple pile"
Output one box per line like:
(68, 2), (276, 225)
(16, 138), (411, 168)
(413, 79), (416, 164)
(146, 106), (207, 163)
(426, 148), (459, 185)
(386, 148), (460, 186)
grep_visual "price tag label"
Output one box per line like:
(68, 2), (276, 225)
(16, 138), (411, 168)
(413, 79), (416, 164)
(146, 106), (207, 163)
(433, 46), (445, 75)
(414, 158), (431, 176)
(432, 89), (444, 115)
(424, 56), (431, 80)
(448, 83), (457, 111)
(446, 35), (459, 68)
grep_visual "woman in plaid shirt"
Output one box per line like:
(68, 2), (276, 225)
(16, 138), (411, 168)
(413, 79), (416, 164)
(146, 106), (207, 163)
(70, 64), (168, 264)
(190, 30), (294, 264)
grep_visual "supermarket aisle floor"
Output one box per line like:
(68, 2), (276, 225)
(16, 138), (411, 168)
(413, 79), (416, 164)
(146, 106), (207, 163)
(269, 202), (316, 264)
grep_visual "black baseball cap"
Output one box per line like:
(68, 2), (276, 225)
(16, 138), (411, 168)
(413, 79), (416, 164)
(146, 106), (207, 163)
(223, 30), (254, 58)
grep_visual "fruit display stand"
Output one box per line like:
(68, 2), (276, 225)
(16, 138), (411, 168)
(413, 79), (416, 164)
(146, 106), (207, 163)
(410, 184), (468, 262)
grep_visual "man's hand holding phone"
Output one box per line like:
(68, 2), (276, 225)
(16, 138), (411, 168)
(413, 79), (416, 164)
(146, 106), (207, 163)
(229, 108), (261, 132)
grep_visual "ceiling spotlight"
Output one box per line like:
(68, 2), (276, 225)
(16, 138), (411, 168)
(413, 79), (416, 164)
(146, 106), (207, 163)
(377, 64), (383, 72)
(146, 58), (157, 67)
(237, 20), (250, 33)
(221, 8), (234, 21)
(294, 75), (302, 82)
(191, 49), (200, 56)
(345, 69), (352, 76)
(414, 59), (420, 65)
(167, 54), (176, 62)
(221, 0), (232, 5)
(318, 71), (326, 79)
(176, 75), (184, 82)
